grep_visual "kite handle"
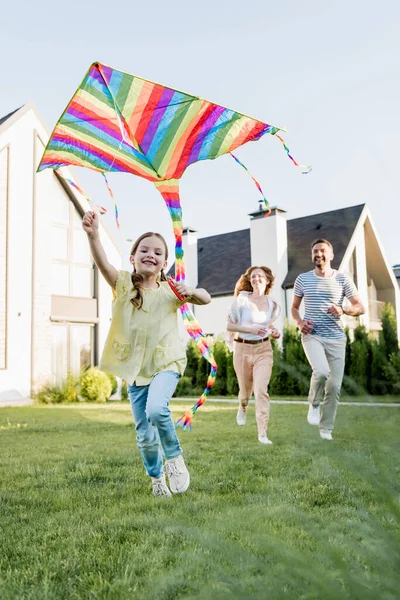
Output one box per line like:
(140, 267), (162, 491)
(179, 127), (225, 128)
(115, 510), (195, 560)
(167, 277), (186, 301)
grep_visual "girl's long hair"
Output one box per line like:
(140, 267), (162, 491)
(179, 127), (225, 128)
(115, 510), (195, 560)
(130, 232), (168, 308)
(234, 266), (275, 297)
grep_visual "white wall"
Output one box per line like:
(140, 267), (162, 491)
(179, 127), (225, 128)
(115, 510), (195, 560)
(0, 110), (36, 399)
(0, 106), (121, 399)
(194, 295), (233, 338)
(182, 228), (198, 288)
(250, 209), (288, 333)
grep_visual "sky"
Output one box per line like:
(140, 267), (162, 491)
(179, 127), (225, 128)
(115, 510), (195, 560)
(1, 0), (399, 269)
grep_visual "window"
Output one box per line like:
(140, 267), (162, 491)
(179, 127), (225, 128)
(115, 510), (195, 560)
(51, 199), (94, 297)
(51, 323), (94, 382)
(51, 325), (68, 384)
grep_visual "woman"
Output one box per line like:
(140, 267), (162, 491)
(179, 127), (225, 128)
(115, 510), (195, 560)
(227, 266), (280, 445)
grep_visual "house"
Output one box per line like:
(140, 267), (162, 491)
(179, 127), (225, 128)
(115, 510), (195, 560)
(0, 104), (121, 402)
(394, 265), (400, 289)
(174, 203), (400, 342)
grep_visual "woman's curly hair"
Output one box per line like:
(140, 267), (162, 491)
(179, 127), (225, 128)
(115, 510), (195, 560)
(130, 232), (168, 308)
(234, 266), (275, 297)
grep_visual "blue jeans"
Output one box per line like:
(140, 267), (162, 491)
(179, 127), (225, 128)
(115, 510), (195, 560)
(128, 371), (182, 478)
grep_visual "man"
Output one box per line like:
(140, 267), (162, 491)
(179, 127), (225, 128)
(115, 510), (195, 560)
(291, 239), (365, 440)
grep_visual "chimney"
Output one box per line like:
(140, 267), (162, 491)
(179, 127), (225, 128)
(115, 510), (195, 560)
(249, 204), (288, 329)
(182, 227), (198, 288)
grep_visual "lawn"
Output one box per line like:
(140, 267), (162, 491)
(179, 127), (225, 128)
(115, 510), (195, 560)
(0, 401), (399, 599)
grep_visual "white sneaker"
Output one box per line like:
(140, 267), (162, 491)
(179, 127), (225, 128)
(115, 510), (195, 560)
(258, 435), (273, 445)
(320, 429), (333, 441)
(307, 404), (320, 426)
(165, 454), (190, 494)
(236, 407), (247, 426)
(151, 475), (172, 497)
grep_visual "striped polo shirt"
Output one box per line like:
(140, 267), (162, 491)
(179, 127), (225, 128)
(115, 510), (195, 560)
(293, 270), (358, 338)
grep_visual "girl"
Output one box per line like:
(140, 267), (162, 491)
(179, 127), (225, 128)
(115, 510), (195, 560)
(82, 211), (211, 497)
(227, 266), (280, 445)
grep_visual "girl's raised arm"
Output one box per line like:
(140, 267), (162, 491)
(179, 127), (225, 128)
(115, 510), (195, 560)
(82, 211), (119, 289)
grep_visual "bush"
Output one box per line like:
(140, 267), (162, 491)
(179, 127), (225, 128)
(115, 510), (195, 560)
(174, 376), (193, 397)
(35, 373), (80, 404)
(380, 303), (399, 359)
(210, 338), (229, 396)
(385, 352), (400, 394)
(226, 350), (239, 396)
(121, 380), (129, 401)
(105, 372), (118, 395)
(80, 368), (112, 403)
(185, 340), (201, 387)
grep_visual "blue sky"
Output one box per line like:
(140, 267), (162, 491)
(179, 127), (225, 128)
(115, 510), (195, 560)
(1, 0), (399, 267)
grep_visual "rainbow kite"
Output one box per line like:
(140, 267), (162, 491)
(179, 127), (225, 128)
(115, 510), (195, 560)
(38, 61), (310, 427)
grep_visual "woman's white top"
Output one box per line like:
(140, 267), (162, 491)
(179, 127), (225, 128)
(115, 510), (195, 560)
(239, 304), (273, 340)
(227, 292), (280, 344)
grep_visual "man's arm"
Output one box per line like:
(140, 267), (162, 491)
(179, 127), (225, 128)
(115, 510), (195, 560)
(327, 294), (365, 317)
(291, 295), (314, 334)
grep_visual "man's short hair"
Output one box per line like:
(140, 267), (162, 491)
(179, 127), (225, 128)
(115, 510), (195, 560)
(311, 238), (333, 251)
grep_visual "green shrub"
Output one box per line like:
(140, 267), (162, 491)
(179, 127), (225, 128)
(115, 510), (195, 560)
(105, 372), (118, 395)
(121, 380), (129, 401)
(174, 376), (193, 397)
(184, 339), (201, 386)
(35, 373), (80, 404)
(80, 368), (112, 403)
(385, 352), (400, 394)
(210, 338), (229, 396)
(226, 350), (239, 396)
(380, 303), (399, 359)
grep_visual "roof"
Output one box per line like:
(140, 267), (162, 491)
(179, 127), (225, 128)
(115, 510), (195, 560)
(0, 107), (22, 127)
(283, 204), (365, 288)
(168, 228), (251, 296)
(169, 204), (366, 296)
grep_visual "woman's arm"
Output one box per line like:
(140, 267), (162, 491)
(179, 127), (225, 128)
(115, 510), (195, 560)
(226, 317), (268, 337)
(82, 211), (118, 289)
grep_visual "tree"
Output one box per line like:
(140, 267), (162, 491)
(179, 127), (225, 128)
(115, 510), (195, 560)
(211, 338), (229, 396)
(184, 339), (200, 386)
(226, 350), (239, 396)
(380, 303), (399, 360)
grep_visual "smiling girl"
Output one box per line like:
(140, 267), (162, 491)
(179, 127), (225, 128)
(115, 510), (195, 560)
(227, 267), (280, 445)
(82, 211), (211, 497)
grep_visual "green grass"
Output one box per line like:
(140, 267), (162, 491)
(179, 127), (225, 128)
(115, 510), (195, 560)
(0, 402), (399, 599)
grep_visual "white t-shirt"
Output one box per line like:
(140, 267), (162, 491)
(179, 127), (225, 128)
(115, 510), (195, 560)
(293, 270), (358, 338)
(228, 292), (278, 341)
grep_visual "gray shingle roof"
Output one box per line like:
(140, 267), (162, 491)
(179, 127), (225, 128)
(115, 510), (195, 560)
(283, 204), (365, 288)
(0, 107), (22, 127)
(169, 204), (365, 296)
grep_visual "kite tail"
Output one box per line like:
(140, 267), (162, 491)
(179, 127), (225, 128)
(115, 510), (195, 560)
(272, 133), (312, 174)
(229, 153), (271, 215)
(102, 173), (121, 229)
(154, 179), (218, 430)
(56, 170), (107, 214)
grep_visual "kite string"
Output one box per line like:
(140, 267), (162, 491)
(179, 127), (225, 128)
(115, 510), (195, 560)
(229, 152), (271, 215)
(57, 171), (107, 214)
(273, 133), (312, 174)
(102, 173), (120, 230)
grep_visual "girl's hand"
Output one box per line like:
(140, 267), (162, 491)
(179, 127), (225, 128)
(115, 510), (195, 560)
(173, 281), (194, 299)
(82, 211), (99, 237)
(270, 327), (280, 339)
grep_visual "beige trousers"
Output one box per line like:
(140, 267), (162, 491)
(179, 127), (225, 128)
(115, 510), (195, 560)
(233, 340), (273, 436)
(302, 334), (346, 432)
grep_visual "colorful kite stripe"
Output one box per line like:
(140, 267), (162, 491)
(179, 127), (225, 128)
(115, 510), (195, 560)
(38, 62), (282, 182)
